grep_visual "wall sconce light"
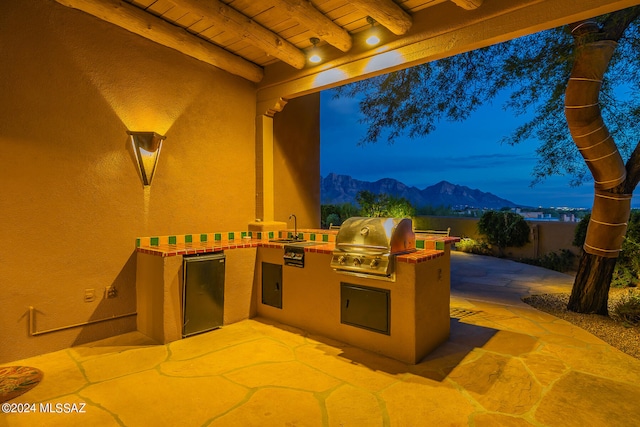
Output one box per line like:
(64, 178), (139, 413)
(365, 16), (381, 46)
(308, 37), (322, 64)
(127, 131), (166, 186)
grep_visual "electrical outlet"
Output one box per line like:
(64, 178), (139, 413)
(84, 289), (95, 303)
(105, 285), (118, 299)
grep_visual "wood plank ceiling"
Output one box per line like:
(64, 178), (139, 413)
(54, 0), (638, 86)
(55, 0), (479, 82)
(124, 0), (452, 68)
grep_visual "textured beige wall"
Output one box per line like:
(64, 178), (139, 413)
(414, 216), (580, 260)
(273, 94), (321, 228)
(0, 0), (257, 363)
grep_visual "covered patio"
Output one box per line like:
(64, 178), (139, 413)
(3, 252), (640, 426)
(3, 3), (640, 422)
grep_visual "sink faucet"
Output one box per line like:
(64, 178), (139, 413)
(289, 214), (298, 240)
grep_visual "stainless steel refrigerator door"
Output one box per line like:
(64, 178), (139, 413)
(182, 252), (225, 337)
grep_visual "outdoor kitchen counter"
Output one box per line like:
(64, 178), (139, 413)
(256, 240), (457, 364)
(135, 229), (459, 362)
(135, 230), (459, 263)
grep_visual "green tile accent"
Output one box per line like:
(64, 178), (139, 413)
(257, 232), (262, 239)
(310, 233), (316, 241)
(150, 237), (159, 246)
(436, 241), (445, 250)
(169, 236), (177, 245)
(200, 234), (208, 242)
(214, 233), (222, 241)
(268, 231), (274, 239)
(322, 234), (329, 242)
(136, 238), (141, 247)
(241, 231), (247, 238)
(228, 232), (235, 240)
(416, 240), (425, 249)
(185, 235), (193, 243)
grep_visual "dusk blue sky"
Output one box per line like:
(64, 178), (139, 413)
(320, 90), (640, 209)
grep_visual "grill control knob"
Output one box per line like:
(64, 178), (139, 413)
(353, 258), (362, 267)
(369, 259), (379, 268)
(338, 255), (347, 265)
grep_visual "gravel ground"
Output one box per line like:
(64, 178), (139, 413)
(523, 287), (640, 360)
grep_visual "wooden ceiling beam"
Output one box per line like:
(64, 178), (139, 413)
(348, 0), (413, 35)
(271, 0), (352, 52)
(54, 0), (264, 82)
(450, 0), (484, 10)
(172, 0), (307, 69)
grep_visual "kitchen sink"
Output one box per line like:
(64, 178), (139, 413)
(268, 238), (304, 243)
(268, 239), (326, 247)
(285, 241), (326, 247)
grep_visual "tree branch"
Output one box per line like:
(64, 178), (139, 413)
(625, 141), (640, 193)
(601, 6), (640, 40)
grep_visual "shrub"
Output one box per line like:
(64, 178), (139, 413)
(612, 268), (637, 288)
(574, 211), (640, 287)
(615, 210), (640, 287)
(478, 211), (530, 256)
(321, 203), (360, 228)
(456, 238), (492, 255)
(573, 214), (589, 247)
(520, 249), (575, 273)
(325, 213), (341, 227)
(612, 290), (640, 326)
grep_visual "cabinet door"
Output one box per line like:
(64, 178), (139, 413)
(183, 254), (225, 337)
(262, 262), (283, 309)
(340, 283), (390, 335)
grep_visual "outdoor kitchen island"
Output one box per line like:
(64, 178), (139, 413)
(135, 226), (458, 365)
(257, 222), (457, 364)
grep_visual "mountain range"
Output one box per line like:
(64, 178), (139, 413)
(321, 173), (518, 209)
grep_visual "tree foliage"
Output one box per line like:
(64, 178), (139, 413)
(617, 210), (640, 286)
(333, 6), (640, 313)
(332, 13), (640, 187)
(355, 190), (415, 218)
(477, 211), (530, 256)
(320, 203), (359, 227)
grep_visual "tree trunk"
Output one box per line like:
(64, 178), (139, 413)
(568, 253), (617, 314)
(564, 19), (633, 314)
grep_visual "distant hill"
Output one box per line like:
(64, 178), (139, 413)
(321, 173), (518, 209)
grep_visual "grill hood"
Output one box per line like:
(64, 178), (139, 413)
(335, 217), (416, 255)
(331, 217), (416, 280)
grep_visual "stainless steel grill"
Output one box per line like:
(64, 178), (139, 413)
(330, 217), (416, 279)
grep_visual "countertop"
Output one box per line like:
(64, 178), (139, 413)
(136, 230), (460, 264)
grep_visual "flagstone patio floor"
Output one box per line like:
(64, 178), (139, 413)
(2, 252), (640, 426)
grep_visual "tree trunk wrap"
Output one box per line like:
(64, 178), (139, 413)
(565, 40), (627, 190)
(584, 190), (631, 257)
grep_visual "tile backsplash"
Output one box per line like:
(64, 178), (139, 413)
(135, 229), (449, 251)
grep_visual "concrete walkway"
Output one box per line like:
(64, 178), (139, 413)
(3, 252), (640, 426)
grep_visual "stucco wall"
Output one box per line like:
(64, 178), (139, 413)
(0, 1), (257, 362)
(414, 216), (581, 260)
(273, 95), (321, 228)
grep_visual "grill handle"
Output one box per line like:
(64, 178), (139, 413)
(336, 243), (388, 251)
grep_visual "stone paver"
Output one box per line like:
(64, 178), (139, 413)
(2, 251), (640, 426)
